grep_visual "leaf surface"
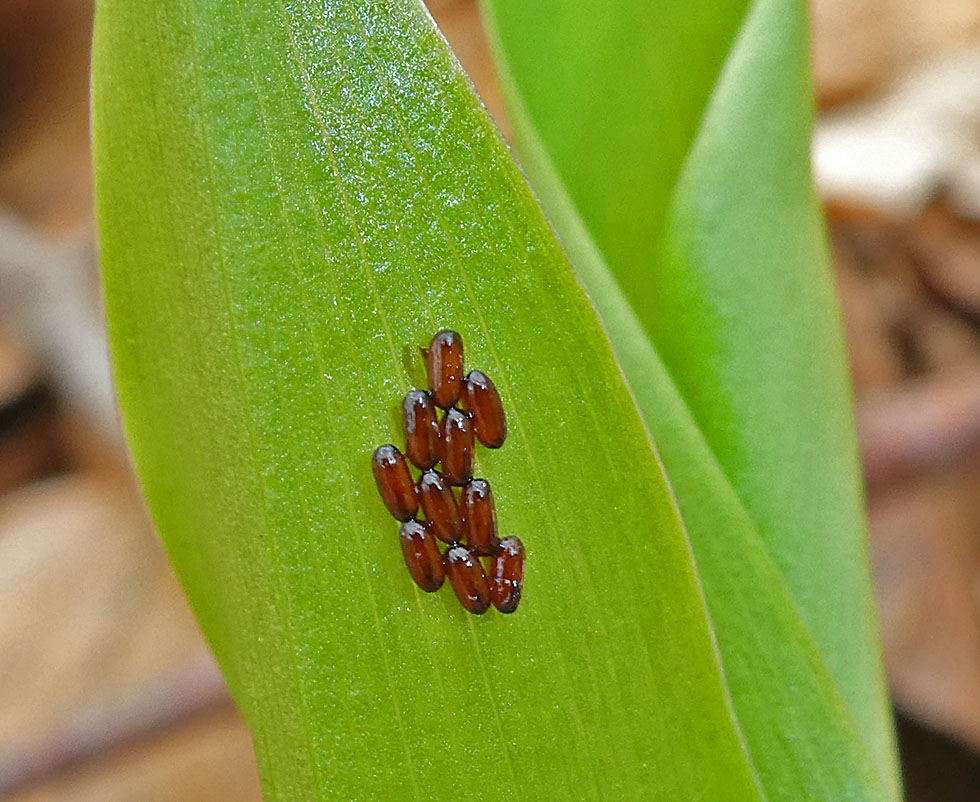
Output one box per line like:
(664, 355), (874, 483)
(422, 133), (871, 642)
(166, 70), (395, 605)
(93, 0), (775, 798)
(483, 0), (900, 796)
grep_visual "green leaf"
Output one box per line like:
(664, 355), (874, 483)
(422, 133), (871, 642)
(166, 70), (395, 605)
(91, 0), (785, 798)
(527, 172), (891, 799)
(483, 0), (900, 796)
(658, 0), (897, 771)
(481, 0), (749, 319)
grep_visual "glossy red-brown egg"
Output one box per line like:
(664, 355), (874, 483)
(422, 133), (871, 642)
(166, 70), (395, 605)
(371, 444), (417, 522)
(417, 469), (462, 544)
(425, 330), (464, 409)
(402, 390), (439, 470)
(439, 408), (475, 486)
(399, 519), (445, 592)
(462, 370), (506, 448)
(489, 536), (525, 614)
(444, 545), (490, 615)
(376, 330), (523, 612)
(460, 478), (497, 556)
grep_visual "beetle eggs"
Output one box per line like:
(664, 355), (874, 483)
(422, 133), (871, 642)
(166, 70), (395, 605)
(399, 519), (445, 592)
(417, 469), (462, 544)
(439, 407), (475, 486)
(425, 329), (464, 409)
(489, 536), (525, 614)
(372, 444), (418, 522)
(445, 545), (491, 615)
(462, 369), (507, 448)
(402, 390), (439, 470)
(460, 478), (497, 556)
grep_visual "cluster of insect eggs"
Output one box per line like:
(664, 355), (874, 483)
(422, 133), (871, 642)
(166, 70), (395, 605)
(372, 330), (525, 615)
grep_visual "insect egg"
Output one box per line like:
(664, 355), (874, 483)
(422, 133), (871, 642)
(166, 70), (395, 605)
(371, 444), (418, 522)
(402, 390), (439, 470)
(489, 536), (525, 614)
(439, 407), (475, 486)
(425, 329), (464, 409)
(460, 478), (497, 556)
(417, 469), (462, 544)
(399, 519), (445, 592)
(375, 329), (522, 613)
(462, 370), (507, 448)
(445, 545), (491, 615)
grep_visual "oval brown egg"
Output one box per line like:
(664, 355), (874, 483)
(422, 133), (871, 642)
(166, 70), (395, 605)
(399, 519), (445, 592)
(425, 330), (464, 409)
(371, 444), (418, 522)
(462, 369), (506, 448)
(489, 536), (525, 614)
(460, 478), (497, 556)
(417, 469), (462, 544)
(439, 407), (474, 486)
(402, 389), (439, 470)
(445, 545), (490, 615)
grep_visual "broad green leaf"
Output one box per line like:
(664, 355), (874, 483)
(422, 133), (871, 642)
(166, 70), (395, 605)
(483, 0), (900, 796)
(657, 0), (891, 746)
(92, 0), (775, 798)
(520, 156), (890, 800)
(496, 66), (891, 802)
(481, 0), (749, 319)
(656, 1), (898, 780)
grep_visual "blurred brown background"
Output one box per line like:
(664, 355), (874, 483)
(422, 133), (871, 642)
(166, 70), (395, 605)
(2, 0), (980, 799)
